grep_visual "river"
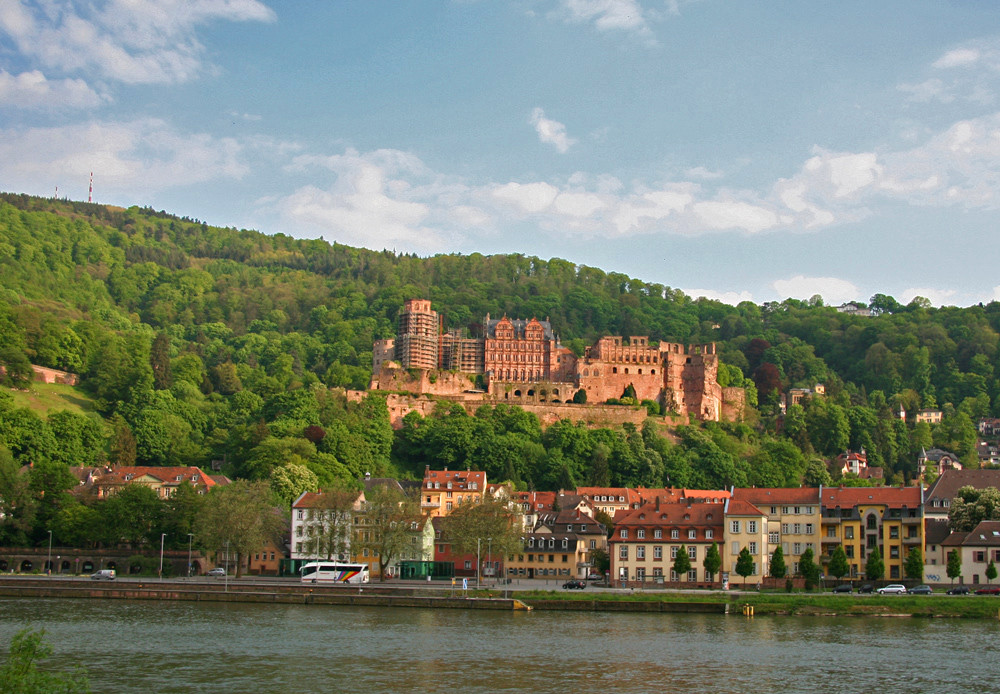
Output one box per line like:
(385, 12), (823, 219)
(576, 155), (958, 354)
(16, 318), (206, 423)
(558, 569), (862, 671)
(1, 598), (998, 692)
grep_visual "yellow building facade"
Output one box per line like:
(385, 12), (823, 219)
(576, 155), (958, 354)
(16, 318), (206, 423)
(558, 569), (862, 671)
(820, 487), (924, 581)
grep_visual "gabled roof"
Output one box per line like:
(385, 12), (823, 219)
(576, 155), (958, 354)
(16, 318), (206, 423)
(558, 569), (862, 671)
(292, 488), (363, 509)
(95, 466), (216, 491)
(732, 487), (820, 505)
(724, 499), (766, 516)
(924, 518), (953, 546)
(485, 316), (554, 340)
(821, 486), (922, 509)
(575, 487), (642, 504)
(635, 487), (731, 504)
(615, 501), (726, 529)
(961, 521), (1000, 547)
(925, 469), (1000, 503)
(422, 468), (486, 490)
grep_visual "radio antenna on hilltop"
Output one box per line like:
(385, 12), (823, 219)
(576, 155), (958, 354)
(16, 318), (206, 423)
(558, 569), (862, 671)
(88, 172), (93, 203)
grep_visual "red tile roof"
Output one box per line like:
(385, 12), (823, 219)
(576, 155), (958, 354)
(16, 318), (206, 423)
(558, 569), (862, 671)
(423, 468), (486, 490)
(96, 466), (216, 491)
(820, 486), (921, 509)
(636, 487), (731, 504)
(725, 499), (766, 516)
(732, 487), (821, 505)
(615, 501), (726, 529)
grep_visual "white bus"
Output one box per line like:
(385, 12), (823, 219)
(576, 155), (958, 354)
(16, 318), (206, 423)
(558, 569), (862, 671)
(300, 561), (370, 584)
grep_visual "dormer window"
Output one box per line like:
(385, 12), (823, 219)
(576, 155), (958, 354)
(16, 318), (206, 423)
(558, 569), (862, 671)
(620, 529), (628, 539)
(528, 538), (534, 547)
(618, 496), (625, 502)
(671, 529), (679, 539)
(176, 475), (183, 482)
(191, 475), (198, 482)
(654, 529), (662, 539)
(688, 529), (696, 539)
(561, 539), (568, 549)
(567, 524), (573, 531)
(125, 474), (133, 481)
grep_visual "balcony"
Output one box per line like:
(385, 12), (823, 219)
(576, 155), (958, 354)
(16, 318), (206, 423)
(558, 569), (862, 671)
(821, 535), (842, 544)
(421, 500), (441, 509)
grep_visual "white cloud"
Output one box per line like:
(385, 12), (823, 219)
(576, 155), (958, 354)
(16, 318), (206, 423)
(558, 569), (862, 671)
(0, 69), (104, 109)
(682, 288), (756, 306)
(492, 181), (560, 213)
(561, 0), (649, 33)
(0, 0), (275, 85)
(0, 119), (248, 198)
(771, 276), (861, 306)
(685, 166), (724, 180)
(693, 199), (779, 233)
(530, 107), (577, 153)
(897, 78), (954, 104)
(933, 48), (981, 69)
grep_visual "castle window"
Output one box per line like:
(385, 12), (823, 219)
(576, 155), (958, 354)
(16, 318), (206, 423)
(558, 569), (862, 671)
(613, 367), (618, 374)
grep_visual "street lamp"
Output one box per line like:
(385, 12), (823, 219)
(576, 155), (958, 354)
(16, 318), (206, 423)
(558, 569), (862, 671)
(46, 530), (52, 577)
(159, 533), (166, 581)
(476, 538), (481, 590)
(224, 540), (230, 592)
(487, 537), (492, 586)
(187, 533), (194, 578)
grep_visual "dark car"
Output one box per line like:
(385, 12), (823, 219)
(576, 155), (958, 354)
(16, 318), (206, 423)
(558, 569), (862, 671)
(562, 580), (586, 590)
(947, 585), (970, 595)
(832, 584), (852, 593)
(858, 584), (874, 594)
(975, 585), (1000, 595)
(909, 585), (933, 595)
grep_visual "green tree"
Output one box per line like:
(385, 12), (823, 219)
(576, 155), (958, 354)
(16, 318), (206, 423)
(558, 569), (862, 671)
(0, 628), (90, 693)
(269, 463), (319, 507)
(673, 544), (692, 580)
(827, 545), (849, 581)
(946, 549), (962, 585)
(0, 447), (36, 546)
(100, 484), (163, 547)
(298, 484), (360, 561)
(442, 495), (522, 584)
(948, 486), (1000, 531)
(0, 347), (34, 389)
(798, 547), (820, 589)
(769, 545), (787, 579)
(590, 547), (610, 575)
(356, 481), (422, 582)
(904, 547), (923, 582)
(735, 546), (755, 588)
(196, 480), (286, 578)
(986, 560), (997, 585)
(865, 546), (884, 582)
(703, 542), (721, 581)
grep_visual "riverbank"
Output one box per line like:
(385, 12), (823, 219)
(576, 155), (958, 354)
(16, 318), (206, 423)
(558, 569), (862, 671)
(2, 577), (998, 618)
(513, 588), (1000, 618)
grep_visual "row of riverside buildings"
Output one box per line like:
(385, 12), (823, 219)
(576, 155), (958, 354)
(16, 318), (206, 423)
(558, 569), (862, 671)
(287, 465), (1000, 587)
(60, 463), (1000, 586)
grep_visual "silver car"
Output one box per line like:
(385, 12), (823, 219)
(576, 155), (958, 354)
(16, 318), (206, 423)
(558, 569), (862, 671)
(876, 584), (907, 594)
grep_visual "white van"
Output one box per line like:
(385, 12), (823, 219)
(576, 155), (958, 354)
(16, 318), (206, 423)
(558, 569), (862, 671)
(90, 569), (116, 581)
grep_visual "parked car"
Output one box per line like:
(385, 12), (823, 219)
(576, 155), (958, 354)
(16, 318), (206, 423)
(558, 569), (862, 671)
(832, 584), (853, 593)
(586, 573), (603, 581)
(946, 585), (970, 595)
(858, 584), (874, 594)
(562, 580), (586, 590)
(90, 569), (116, 581)
(207, 567), (227, 577)
(909, 585), (933, 595)
(877, 584), (907, 594)
(975, 585), (1000, 595)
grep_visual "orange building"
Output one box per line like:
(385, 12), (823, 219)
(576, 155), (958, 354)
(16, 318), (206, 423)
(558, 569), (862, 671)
(421, 466), (487, 518)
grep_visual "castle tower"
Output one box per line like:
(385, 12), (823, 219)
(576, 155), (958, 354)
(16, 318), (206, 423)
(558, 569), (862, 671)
(395, 299), (439, 369)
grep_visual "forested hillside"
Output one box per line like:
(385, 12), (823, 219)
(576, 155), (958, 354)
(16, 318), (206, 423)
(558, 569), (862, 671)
(2, 191), (999, 545)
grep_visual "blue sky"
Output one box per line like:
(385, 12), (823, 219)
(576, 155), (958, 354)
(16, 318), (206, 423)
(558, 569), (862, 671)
(3, 1), (1000, 307)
